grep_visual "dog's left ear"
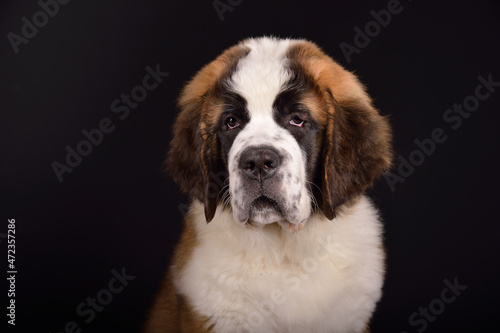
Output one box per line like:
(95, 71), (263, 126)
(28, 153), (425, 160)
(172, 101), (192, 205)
(289, 41), (392, 219)
(319, 95), (392, 219)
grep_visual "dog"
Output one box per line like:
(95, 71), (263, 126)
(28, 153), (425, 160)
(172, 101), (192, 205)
(143, 37), (392, 333)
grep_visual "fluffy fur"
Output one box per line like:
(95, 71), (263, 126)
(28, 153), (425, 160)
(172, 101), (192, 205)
(143, 37), (392, 333)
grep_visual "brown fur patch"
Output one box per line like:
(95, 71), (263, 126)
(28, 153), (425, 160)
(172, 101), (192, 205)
(288, 41), (372, 108)
(178, 44), (250, 107)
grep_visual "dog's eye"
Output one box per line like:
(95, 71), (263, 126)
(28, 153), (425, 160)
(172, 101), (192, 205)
(289, 115), (304, 127)
(225, 117), (240, 130)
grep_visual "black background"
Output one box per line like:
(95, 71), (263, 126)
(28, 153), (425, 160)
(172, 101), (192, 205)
(2, 0), (500, 332)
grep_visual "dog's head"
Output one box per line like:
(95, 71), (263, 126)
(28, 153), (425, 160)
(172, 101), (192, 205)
(167, 37), (391, 231)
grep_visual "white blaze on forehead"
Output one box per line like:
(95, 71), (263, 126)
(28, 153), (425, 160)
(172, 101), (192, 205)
(231, 37), (298, 115)
(225, 37), (312, 226)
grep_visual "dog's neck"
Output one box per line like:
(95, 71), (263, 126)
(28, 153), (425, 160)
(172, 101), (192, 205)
(187, 195), (368, 267)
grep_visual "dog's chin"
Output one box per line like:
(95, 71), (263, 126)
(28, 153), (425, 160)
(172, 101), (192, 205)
(242, 197), (306, 232)
(249, 208), (283, 225)
(248, 196), (282, 225)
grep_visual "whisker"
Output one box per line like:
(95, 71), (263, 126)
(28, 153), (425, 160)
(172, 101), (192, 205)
(306, 181), (322, 209)
(306, 182), (323, 216)
(220, 187), (231, 208)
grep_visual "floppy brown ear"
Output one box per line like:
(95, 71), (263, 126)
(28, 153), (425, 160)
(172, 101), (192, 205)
(287, 40), (392, 219)
(166, 44), (249, 222)
(319, 96), (392, 219)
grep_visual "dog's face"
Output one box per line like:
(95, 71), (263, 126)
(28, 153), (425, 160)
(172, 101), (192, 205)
(167, 37), (391, 230)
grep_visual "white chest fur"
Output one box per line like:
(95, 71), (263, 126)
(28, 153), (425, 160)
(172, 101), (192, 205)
(174, 196), (385, 333)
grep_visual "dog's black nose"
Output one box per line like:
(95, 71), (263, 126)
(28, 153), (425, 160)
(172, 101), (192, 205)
(239, 146), (281, 181)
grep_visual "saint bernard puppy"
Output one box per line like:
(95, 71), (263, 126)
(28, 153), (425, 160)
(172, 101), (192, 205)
(143, 37), (392, 333)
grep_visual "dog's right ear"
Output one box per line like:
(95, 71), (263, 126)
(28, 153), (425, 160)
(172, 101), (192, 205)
(165, 44), (250, 222)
